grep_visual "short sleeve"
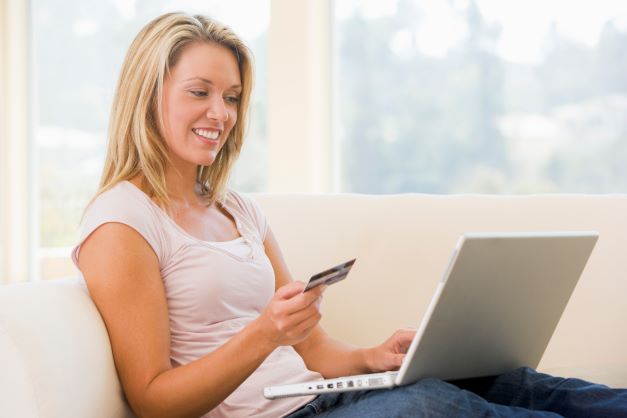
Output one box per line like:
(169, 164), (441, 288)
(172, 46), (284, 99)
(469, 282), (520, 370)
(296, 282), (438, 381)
(225, 190), (269, 242)
(71, 182), (170, 269)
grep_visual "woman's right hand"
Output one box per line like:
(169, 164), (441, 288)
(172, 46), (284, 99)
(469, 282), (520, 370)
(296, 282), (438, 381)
(256, 281), (326, 348)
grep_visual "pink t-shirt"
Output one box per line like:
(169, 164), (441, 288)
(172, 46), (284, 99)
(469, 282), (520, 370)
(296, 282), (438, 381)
(72, 181), (321, 418)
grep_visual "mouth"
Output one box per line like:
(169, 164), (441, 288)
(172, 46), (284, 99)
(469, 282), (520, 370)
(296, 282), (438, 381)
(192, 128), (221, 144)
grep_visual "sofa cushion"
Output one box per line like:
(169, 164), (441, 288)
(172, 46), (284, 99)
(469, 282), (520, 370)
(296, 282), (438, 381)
(0, 278), (134, 418)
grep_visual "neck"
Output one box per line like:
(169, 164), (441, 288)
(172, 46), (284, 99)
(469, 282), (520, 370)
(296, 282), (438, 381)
(164, 161), (202, 207)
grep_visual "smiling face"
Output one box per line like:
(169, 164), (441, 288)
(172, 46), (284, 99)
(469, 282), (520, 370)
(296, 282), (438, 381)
(161, 41), (241, 171)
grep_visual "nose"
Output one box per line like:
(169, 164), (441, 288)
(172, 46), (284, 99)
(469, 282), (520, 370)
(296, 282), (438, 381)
(205, 95), (229, 122)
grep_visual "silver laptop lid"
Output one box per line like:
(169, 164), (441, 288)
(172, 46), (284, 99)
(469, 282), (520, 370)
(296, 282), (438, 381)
(395, 231), (598, 385)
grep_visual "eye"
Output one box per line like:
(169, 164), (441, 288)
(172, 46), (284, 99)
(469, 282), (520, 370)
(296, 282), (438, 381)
(225, 96), (240, 105)
(189, 90), (207, 98)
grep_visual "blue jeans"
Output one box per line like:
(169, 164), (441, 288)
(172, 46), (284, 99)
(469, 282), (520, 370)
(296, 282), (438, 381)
(283, 367), (627, 417)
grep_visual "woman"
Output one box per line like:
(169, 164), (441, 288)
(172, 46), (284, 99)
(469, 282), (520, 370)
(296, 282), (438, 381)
(73, 12), (626, 418)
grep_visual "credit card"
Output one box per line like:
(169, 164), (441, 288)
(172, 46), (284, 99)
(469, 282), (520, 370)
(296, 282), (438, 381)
(303, 258), (357, 292)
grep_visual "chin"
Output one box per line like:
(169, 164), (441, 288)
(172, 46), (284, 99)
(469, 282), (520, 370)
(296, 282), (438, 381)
(186, 149), (219, 167)
(196, 155), (218, 167)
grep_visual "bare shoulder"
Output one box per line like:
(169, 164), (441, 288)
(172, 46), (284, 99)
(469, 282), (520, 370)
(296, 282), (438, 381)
(78, 222), (171, 413)
(78, 222), (162, 298)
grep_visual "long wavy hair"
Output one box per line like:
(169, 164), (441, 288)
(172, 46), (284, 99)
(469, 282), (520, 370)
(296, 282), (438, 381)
(94, 12), (254, 208)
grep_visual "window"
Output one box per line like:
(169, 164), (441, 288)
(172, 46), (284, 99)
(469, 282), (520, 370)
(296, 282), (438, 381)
(17, 0), (627, 282)
(334, 0), (627, 193)
(31, 0), (269, 279)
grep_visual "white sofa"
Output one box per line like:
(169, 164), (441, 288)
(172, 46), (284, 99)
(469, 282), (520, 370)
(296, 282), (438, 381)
(1, 193), (626, 418)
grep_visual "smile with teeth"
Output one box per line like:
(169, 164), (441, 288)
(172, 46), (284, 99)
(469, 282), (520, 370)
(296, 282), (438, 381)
(192, 128), (220, 141)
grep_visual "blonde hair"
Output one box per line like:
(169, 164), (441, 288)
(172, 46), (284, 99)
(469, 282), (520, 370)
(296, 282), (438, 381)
(96, 12), (254, 207)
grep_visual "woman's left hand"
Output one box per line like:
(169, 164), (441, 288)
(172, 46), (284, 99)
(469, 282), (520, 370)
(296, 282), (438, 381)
(365, 328), (416, 373)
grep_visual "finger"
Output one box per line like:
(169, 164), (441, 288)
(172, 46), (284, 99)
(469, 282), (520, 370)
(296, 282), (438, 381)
(276, 281), (306, 300)
(290, 311), (322, 339)
(398, 328), (417, 337)
(283, 301), (322, 329)
(280, 286), (325, 314)
(304, 284), (326, 300)
(302, 292), (325, 315)
(270, 300), (317, 332)
(313, 286), (325, 310)
(303, 286), (325, 306)
(386, 353), (405, 369)
(399, 341), (412, 353)
(395, 329), (417, 343)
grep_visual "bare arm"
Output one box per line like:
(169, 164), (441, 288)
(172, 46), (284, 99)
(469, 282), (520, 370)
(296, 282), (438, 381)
(264, 228), (372, 377)
(78, 223), (324, 418)
(264, 227), (416, 378)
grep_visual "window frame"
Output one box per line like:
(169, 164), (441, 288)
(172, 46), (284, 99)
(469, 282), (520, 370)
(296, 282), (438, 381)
(267, 0), (334, 192)
(1, 0), (32, 284)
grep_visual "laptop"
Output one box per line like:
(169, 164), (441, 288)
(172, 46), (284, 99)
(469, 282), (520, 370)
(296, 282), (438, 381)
(264, 231), (598, 399)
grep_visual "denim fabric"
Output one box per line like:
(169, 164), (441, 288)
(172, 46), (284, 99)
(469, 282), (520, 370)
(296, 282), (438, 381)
(283, 367), (627, 417)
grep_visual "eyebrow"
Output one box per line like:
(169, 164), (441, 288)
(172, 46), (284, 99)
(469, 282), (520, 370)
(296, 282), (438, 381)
(183, 77), (242, 90)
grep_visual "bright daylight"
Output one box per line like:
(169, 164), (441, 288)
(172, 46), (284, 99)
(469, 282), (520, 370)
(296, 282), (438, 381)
(1, 1), (627, 417)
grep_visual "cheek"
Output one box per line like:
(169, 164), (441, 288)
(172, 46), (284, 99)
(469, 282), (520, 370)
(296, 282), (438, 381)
(169, 106), (192, 132)
(163, 95), (194, 134)
(161, 105), (192, 154)
(162, 98), (181, 140)
(227, 109), (238, 131)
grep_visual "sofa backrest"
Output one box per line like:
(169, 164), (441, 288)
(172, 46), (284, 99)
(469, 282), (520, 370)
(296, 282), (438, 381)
(1, 194), (626, 417)
(254, 193), (627, 373)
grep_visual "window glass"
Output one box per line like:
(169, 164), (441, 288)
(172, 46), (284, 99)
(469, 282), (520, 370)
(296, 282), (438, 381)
(31, 0), (269, 279)
(334, 0), (627, 193)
